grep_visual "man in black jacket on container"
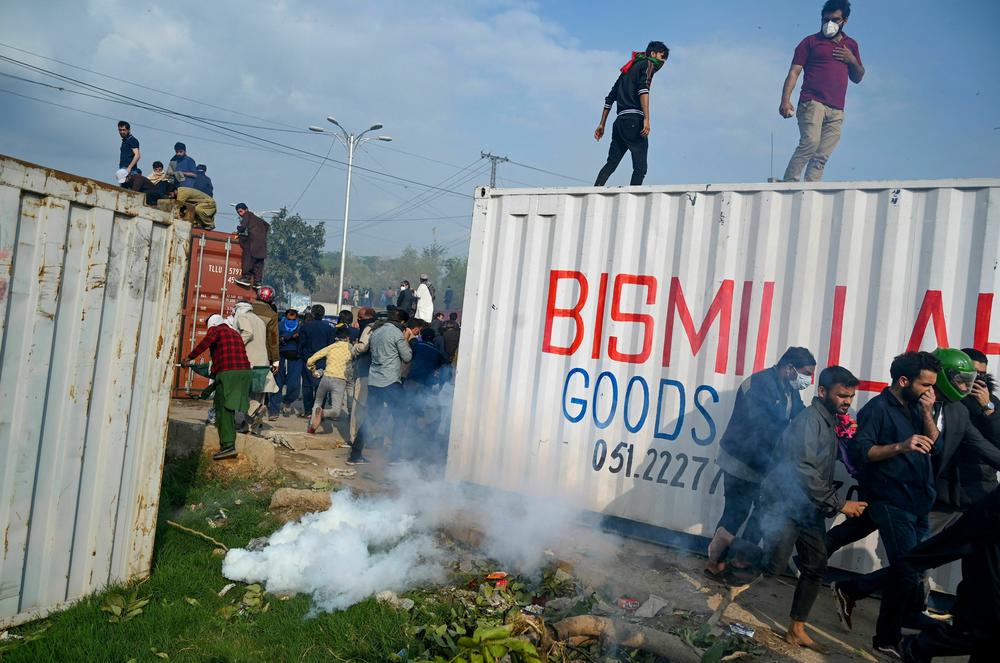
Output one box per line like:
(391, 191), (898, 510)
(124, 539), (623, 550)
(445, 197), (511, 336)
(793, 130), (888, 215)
(594, 41), (668, 186)
(705, 346), (816, 576)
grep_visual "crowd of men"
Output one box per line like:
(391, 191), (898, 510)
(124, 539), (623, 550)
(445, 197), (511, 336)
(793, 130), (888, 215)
(115, 122), (219, 229)
(182, 278), (462, 466)
(703, 345), (999, 662)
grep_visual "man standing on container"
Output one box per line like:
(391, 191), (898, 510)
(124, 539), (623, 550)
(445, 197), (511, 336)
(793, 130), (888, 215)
(593, 40), (669, 187)
(183, 314), (251, 460)
(705, 346), (816, 577)
(117, 121), (140, 179)
(779, 0), (864, 182)
(233, 203), (269, 288)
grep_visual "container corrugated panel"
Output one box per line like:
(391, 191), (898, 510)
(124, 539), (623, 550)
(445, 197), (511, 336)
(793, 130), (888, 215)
(0, 155), (191, 627)
(447, 180), (1000, 592)
(172, 230), (244, 398)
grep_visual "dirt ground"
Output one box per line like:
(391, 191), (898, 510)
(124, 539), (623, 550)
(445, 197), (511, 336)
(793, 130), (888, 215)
(166, 398), (957, 662)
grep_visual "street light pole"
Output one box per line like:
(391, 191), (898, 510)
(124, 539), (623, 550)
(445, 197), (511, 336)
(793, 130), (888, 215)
(308, 117), (391, 314)
(337, 136), (354, 314)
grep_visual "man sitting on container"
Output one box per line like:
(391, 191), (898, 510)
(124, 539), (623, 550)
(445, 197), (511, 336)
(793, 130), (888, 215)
(168, 142), (198, 182)
(175, 184), (217, 230)
(233, 203), (269, 288)
(779, 0), (864, 182)
(182, 314), (252, 461)
(705, 346), (816, 577)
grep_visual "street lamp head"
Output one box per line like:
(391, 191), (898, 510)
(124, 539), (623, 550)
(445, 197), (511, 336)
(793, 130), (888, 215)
(377, 136), (393, 142)
(369, 123), (383, 131)
(326, 116), (340, 127)
(308, 126), (326, 133)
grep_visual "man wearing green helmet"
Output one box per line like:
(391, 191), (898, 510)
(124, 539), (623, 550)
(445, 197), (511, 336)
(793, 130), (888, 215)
(926, 348), (1000, 535)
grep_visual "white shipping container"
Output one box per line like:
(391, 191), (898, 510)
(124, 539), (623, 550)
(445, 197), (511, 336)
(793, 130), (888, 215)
(447, 180), (1000, 591)
(0, 155), (191, 627)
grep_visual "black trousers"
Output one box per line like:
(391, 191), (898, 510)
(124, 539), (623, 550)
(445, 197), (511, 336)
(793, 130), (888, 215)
(824, 508), (876, 556)
(762, 511), (827, 621)
(595, 114), (648, 186)
(715, 472), (764, 544)
(884, 506), (989, 655)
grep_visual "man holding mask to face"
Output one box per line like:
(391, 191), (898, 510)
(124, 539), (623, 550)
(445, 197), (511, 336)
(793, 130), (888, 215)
(779, 0), (864, 182)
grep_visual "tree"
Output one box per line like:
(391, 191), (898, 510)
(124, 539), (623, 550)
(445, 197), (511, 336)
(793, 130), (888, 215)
(264, 208), (324, 303)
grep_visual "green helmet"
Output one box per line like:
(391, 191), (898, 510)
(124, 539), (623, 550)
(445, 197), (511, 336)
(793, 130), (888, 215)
(932, 348), (976, 402)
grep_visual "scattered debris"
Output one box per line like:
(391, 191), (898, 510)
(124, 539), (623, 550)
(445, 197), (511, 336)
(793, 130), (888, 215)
(327, 468), (358, 480)
(184, 597), (200, 607)
(267, 487), (332, 521)
(245, 537), (269, 552)
(218, 583), (236, 597)
(166, 519), (229, 552)
(375, 591), (415, 611)
(634, 594), (673, 618)
(0, 631), (23, 641)
(729, 622), (756, 638)
(616, 596), (640, 613)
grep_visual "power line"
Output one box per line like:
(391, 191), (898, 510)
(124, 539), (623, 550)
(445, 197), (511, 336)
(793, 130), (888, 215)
(0, 54), (470, 199)
(0, 41), (303, 131)
(506, 158), (590, 184)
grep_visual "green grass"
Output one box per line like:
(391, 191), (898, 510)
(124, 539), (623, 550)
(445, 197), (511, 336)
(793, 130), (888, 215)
(1, 456), (410, 663)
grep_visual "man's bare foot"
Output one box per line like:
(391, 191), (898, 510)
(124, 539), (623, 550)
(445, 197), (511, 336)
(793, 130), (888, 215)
(704, 560), (727, 577)
(707, 527), (734, 563)
(785, 623), (828, 654)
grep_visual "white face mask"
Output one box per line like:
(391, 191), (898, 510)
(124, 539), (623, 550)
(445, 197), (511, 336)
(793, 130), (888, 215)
(823, 20), (841, 38)
(792, 369), (812, 391)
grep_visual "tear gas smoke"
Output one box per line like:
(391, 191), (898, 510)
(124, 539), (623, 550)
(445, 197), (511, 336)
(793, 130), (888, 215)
(222, 465), (583, 613)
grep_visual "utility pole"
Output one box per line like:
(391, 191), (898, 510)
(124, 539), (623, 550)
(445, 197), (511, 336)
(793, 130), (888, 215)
(480, 151), (509, 187)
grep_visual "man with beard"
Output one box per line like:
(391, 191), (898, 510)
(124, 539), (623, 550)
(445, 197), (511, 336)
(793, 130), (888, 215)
(834, 351), (941, 658)
(865, 348), (1000, 656)
(233, 203), (269, 288)
(755, 366), (869, 653)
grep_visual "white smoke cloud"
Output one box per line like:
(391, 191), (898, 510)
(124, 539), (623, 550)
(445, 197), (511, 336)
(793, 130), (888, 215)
(221, 465), (585, 612)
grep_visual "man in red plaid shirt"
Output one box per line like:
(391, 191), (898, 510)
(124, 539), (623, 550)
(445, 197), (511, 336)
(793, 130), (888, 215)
(183, 315), (252, 460)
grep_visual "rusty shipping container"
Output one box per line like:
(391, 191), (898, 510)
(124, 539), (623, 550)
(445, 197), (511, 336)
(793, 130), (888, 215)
(172, 229), (245, 398)
(447, 180), (1000, 592)
(0, 155), (191, 627)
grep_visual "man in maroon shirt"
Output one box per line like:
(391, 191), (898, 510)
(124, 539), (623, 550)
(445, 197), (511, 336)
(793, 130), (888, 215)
(183, 315), (252, 460)
(780, 0), (864, 182)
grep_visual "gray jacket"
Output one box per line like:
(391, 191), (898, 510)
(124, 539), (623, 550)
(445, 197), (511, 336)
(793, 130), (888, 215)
(760, 397), (845, 520)
(365, 323), (412, 388)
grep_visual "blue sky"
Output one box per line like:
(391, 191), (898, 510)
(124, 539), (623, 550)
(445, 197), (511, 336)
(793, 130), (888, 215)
(0, 0), (997, 256)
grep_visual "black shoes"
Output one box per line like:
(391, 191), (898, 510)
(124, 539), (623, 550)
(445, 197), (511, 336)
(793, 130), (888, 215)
(213, 446), (238, 461)
(832, 582), (855, 630)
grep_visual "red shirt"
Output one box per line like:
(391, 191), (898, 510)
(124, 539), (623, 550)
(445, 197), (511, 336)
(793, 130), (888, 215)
(187, 324), (251, 373)
(792, 32), (862, 111)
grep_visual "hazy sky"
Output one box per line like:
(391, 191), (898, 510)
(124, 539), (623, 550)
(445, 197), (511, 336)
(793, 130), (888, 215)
(1, 0), (998, 256)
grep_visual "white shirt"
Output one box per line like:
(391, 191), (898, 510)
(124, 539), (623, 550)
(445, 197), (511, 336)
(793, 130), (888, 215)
(415, 282), (434, 322)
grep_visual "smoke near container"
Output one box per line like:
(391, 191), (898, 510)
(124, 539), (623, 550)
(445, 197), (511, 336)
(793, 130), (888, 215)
(222, 466), (589, 613)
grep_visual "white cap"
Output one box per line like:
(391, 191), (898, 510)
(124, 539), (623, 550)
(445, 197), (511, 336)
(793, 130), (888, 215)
(115, 168), (129, 183)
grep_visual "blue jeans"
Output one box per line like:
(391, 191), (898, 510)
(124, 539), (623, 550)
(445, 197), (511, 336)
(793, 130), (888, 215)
(839, 502), (928, 603)
(269, 357), (303, 414)
(350, 382), (403, 461)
